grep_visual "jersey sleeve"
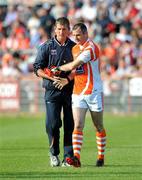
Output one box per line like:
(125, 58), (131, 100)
(33, 43), (49, 76)
(76, 49), (92, 63)
(76, 44), (99, 63)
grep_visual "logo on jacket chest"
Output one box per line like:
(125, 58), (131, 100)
(51, 49), (57, 55)
(76, 65), (85, 74)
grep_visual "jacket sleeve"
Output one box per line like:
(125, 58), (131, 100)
(33, 44), (49, 76)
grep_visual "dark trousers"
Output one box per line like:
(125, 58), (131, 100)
(45, 90), (74, 159)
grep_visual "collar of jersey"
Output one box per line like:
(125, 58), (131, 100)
(78, 38), (90, 49)
(54, 36), (69, 46)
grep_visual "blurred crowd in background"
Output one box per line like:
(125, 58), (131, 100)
(0, 0), (142, 82)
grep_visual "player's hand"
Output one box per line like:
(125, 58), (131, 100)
(44, 66), (61, 77)
(53, 77), (68, 90)
(51, 67), (61, 76)
(44, 68), (53, 77)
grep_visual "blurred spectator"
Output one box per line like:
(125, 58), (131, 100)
(27, 10), (40, 47)
(3, 5), (18, 26)
(116, 26), (132, 42)
(50, 0), (68, 19)
(0, 0), (141, 79)
(0, 52), (20, 78)
(81, 0), (97, 21)
(0, 6), (7, 21)
(38, 2), (55, 39)
(37, 26), (49, 45)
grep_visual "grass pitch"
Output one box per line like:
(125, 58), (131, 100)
(0, 113), (142, 180)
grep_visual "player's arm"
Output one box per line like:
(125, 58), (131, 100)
(59, 58), (84, 71)
(37, 69), (55, 81)
(60, 47), (94, 71)
(33, 44), (56, 81)
(51, 58), (84, 74)
(52, 49), (91, 73)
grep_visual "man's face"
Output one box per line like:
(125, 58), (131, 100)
(72, 28), (88, 45)
(54, 23), (70, 43)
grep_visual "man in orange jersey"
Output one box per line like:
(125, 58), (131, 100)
(52, 23), (106, 167)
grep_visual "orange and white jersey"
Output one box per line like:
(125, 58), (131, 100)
(72, 39), (103, 95)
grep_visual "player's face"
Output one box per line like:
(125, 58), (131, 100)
(55, 23), (70, 44)
(72, 28), (88, 45)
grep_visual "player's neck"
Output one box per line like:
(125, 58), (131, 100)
(55, 36), (68, 45)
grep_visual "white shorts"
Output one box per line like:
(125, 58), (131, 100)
(72, 92), (104, 112)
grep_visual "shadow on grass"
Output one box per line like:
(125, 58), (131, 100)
(0, 170), (142, 179)
(104, 164), (142, 168)
(83, 164), (142, 168)
(0, 147), (47, 151)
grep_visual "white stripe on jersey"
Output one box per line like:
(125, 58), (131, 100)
(90, 60), (103, 92)
(77, 49), (91, 63)
(90, 40), (96, 60)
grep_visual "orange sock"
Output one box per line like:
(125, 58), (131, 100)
(96, 129), (106, 160)
(72, 130), (83, 160)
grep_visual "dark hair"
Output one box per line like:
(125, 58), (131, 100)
(72, 23), (87, 34)
(12, 51), (20, 58)
(55, 17), (70, 30)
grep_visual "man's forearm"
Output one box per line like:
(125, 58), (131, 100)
(59, 62), (74, 71)
(37, 69), (55, 81)
(59, 59), (83, 71)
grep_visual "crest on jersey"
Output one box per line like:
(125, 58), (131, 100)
(76, 65), (84, 74)
(51, 49), (57, 55)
